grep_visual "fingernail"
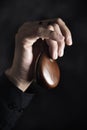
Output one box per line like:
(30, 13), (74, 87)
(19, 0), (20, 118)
(59, 50), (64, 57)
(67, 37), (72, 45)
(53, 51), (58, 60)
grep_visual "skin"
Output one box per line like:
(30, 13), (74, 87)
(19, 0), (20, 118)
(5, 18), (72, 92)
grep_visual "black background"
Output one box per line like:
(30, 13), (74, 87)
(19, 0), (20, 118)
(0, 0), (87, 129)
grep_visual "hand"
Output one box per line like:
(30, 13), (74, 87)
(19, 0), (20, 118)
(5, 18), (72, 91)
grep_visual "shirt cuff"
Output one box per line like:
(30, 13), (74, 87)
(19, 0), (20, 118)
(0, 73), (34, 110)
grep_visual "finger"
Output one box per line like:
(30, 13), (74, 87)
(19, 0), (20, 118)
(37, 26), (64, 42)
(38, 19), (65, 57)
(58, 41), (65, 57)
(46, 25), (58, 60)
(53, 23), (65, 57)
(46, 39), (58, 60)
(57, 18), (72, 46)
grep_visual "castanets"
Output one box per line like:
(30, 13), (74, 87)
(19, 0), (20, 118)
(35, 52), (60, 89)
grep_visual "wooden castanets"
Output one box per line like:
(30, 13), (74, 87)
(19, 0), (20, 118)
(35, 53), (60, 89)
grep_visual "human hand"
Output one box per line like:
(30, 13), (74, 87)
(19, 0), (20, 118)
(5, 18), (72, 91)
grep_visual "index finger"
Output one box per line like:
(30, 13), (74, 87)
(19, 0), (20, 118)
(57, 18), (72, 46)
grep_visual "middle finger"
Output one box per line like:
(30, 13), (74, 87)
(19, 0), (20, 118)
(53, 23), (65, 57)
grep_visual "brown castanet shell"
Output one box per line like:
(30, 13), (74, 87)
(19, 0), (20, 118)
(36, 53), (60, 89)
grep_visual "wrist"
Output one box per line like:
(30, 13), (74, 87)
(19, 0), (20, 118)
(5, 68), (32, 92)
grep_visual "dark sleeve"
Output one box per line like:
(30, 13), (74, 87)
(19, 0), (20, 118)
(0, 73), (34, 130)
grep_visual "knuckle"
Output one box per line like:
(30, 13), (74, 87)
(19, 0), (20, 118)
(58, 40), (65, 48)
(48, 25), (54, 31)
(58, 34), (65, 41)
(48, 40), (58, 48)
(57, 18), (66, 25)
(66, 30), (71, 37)
(68, 31), (72, 36)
